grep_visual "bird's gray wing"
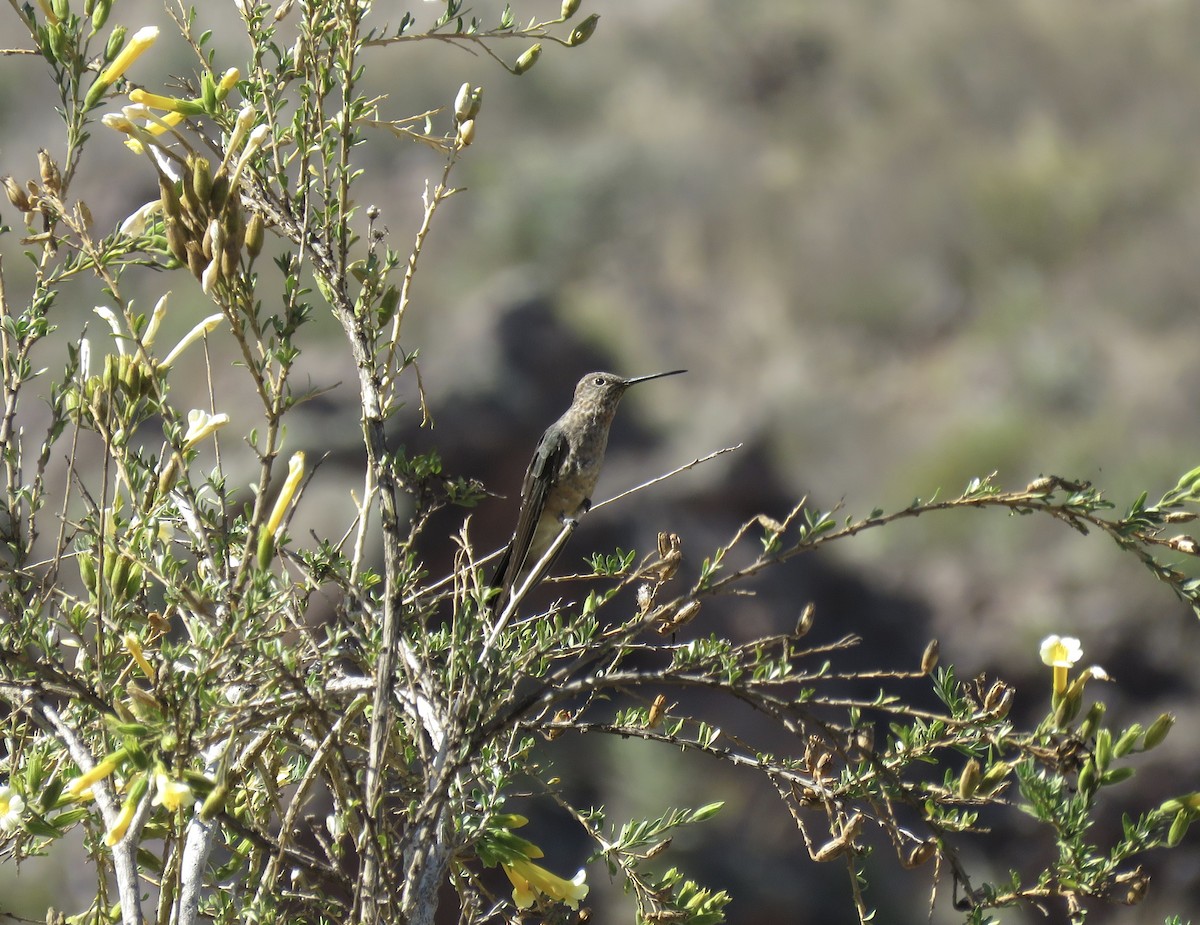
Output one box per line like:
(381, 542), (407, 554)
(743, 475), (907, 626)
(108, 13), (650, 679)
(490, 425), (569, 600)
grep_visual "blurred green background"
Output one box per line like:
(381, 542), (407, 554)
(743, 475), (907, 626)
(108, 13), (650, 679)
(4, 1), (1200, 921)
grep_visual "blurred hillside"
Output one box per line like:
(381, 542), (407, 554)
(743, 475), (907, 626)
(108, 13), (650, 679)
(4, 1), (1200, 922)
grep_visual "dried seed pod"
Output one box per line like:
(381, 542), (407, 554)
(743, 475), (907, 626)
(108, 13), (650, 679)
(2, 176), (31, 212)
(38, 149), (62, 196)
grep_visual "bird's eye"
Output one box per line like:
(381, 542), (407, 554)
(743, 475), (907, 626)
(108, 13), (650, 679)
(593, 376), (605, 386)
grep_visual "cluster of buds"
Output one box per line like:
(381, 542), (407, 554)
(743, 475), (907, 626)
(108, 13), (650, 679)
(453, 82), (483, 148)
(65, 349), (156, 429)
(77, 542), (145, 609)
(158, 108), (268, 292)
(3, 149), (65, 227)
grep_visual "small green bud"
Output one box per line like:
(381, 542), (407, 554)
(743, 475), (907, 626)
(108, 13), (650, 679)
(1094, 728), (1112, 772)
(1168, 808), (1191, 847)
(977, 760), (1014, 796)
(513, 44), (542, 75)
(957, 758), (981, 800)
(256, 529), (275, 570)
(51, 0), (70, 23)
(78, 551), (97, 594)
(103, 25), (127, 64)
(200, 782), (229, 820)
(1143, 712), (1175, 750)
(1077, 758), (1098, 798)
(561, 0), (581, 19)
(200, 70), (218, 114)
(1076, 700), (1106, 740)
(191, 157), (213, 211)
(1113, 724), (1143, 759)
(567, 13), (599, 47)
(90, 0), (111, 33)
(47, 24), (67, 62)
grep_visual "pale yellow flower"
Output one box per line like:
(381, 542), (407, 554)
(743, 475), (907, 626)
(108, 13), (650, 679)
(123, 633), (156, 682)
(151, 770), (192, 811)
(502, 859), (588, 910)
(97, 27), (160, 87)
(266, 452), (306, 536)
(66, 750), (125, 798)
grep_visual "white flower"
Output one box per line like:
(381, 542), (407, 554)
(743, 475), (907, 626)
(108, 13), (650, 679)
(118, 199), (162, 238)
(93, 305), (127, 355)
(159, 314), (224, 368)
(1039, 635), (1082, 668)
(0, 785), (25, 833)
(143, 292), (170, 350)
(182, 409), (230, 448)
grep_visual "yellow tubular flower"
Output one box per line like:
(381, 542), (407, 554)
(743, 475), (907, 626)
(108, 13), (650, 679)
(128, 89), (207, 117)
(104, 774), (149, 846)
(266, 452), (306, 536)
(96, 26), (159, 86)
(158, 314), (224, 369)
(502, 859), (588, 910)
(66, 748), (127, 797)
(123, 633), (156, 682)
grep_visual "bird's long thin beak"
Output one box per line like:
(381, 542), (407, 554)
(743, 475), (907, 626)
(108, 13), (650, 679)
(624, 369), (687, 386)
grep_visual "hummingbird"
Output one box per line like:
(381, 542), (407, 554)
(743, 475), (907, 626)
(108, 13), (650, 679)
(490, 369), (686, 611)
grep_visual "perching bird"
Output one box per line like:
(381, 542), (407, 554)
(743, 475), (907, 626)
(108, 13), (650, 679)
(490, 369), (686, 611)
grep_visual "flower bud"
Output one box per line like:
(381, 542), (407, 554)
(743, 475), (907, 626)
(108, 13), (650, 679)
(919, 639), (938, 675)
(957, 758), (981, 800)
(567, 13), (599, 47)
(561, 0), (581, 18)
(795, 602), (815, 637)
(209, 173), (231, 213)
(47, 24), (67, 63)
(1112, 724), (1143, 759)
(91, 0), (111, 32)
(1077, 758), (1098, 798)
(103, 25), (127, 63)
(1077, 700), (1105, 740)
(453, 82), (473, 122)
(1143, 712), (1175, 750)
(244, 212), (264, 259)
(191, 157), (213, 210)
(513, 44), (542, 75)
(456, 119), (475, 147)
(200, 70), (218, 114)
(646, 694), (667, 729)
(1168, 808), (1191, 847)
